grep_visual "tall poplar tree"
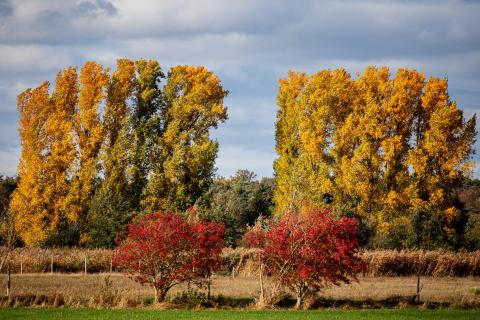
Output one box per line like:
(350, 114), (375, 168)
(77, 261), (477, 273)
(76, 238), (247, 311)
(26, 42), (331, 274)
(273, 71), (308, 213)
(10, 83), (51, 245)
(127, 60), (164, 210)
(274, 66), (476, 238)
(142, 66), (228, 212)
(67, 62), (110, 243)
(87, 59), (136, 247)
(42, 68), (79, 245)
(12, 60), (228, 247)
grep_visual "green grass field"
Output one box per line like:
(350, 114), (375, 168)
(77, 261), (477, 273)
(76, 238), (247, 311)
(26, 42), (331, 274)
(1, 308), (479, 320)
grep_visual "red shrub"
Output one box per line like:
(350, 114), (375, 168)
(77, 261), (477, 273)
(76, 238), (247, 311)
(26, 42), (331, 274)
(246, 209), (365, 308)
(113, 212), (225, 302)
(191, 220), (225, 298)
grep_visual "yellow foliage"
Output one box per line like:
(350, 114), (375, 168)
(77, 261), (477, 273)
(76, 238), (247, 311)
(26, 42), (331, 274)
(10, 83), (52, 245)
(274, 66), (476, 232)
(11, 59), (229, 246)
(274, 71), (308, 213)
(142, 65), (228, 212)
(67, 62), (110, 241)
(444, 207), (460, 223)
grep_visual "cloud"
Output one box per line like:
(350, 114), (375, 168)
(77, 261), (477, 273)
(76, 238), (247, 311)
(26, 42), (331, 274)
(0, 44), (76, 72)
(0, 0), (13, 19)
(215, 145), (275, 178)
(0, 147), (19, 176)
(0, 115), (18, 149)
(0, 0), (479, 177)
(75, 0), (117, 18)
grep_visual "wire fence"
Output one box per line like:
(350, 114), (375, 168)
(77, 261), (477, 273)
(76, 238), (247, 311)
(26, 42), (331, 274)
(1, 247), (479, 277)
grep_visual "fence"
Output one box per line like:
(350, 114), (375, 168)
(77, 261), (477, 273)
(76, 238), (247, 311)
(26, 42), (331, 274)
(0, 247), (113, 274)
(1, 247), (480, 277)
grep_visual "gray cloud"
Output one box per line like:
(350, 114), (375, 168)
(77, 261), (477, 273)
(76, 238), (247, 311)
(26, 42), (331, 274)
(0, 0), (12, 28)
(0, 0), (479, 178)
(0, 147), (19, 176)
(0, 0), (12, 17)
(75, 0), (117, 18)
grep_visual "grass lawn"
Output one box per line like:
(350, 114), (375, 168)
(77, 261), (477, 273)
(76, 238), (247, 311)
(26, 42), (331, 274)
(1, 308), (480, 320)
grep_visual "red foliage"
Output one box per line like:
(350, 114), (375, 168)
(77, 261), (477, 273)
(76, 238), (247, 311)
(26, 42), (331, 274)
(192, 221), (225, 277)
(247, 208), (365, 308)
(113, 212), (225, 302)
(242, 221), (266, 248)
(191, 221), (225, 298)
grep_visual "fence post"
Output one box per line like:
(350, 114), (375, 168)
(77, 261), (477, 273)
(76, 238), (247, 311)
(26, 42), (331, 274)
(20, 258), (23, 275)
(50, 255), (53, 274)
(84, 256), (87, 274)
(416, 269), (421, 304)
(6, 267), (10, 297)
(110, 257), (113, 273)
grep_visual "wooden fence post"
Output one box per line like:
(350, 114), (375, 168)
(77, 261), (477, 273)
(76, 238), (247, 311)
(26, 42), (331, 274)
(6, 267), (10, 297)
(110, 257), (113, 273)
(20, 258), (23, 275)
(84, 256), (87, 274)
(416, 269), (421, 304)
(50, 255), (53, 274)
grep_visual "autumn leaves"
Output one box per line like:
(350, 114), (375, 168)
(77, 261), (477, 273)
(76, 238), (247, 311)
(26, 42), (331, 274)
(11, 60), (227, 246)
(9, 62), (476, 248)
(274, 67), (476, 234)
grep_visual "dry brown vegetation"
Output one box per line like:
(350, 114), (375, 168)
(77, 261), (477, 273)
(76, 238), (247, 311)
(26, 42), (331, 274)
(3, 247), (480, 277)
(361, 250), (480, 277)
(0, 273), (479, 309)
(221, 248), (480, 278)
(2, 248), (112, 273)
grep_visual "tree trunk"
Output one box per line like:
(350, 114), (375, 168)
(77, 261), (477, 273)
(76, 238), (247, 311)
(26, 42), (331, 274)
(0, 251), (9, 273)
(154, 286), (159, 304)
(258, 263), (265, 306)
(259, 263), (265, 306)
(207, 274), (212, 300)
(159, 288), (169, 303)
(295, 283), (307, 309)
(153, 285), (170, 303)
(295, 294), (302, 309)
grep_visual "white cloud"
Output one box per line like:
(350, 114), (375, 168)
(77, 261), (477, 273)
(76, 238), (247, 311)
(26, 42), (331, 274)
(215, 146), (275, 178)
(0, 0), (479, 177)
(0, 44), (74, 72)
(0, 147), (19, 176)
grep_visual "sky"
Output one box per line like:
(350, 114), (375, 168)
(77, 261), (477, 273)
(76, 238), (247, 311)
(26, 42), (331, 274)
(0, 0), (479, 179)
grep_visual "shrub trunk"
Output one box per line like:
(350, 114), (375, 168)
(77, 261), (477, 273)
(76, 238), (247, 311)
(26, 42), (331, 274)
(154, 286), (169, 303)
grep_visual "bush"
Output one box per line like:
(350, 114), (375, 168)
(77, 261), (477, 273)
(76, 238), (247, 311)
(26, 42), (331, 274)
(172, 289), (210, 308)
(244, 208), (365, 309)
(171, 289), (254, 308)
(113, 212), (225, 303)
